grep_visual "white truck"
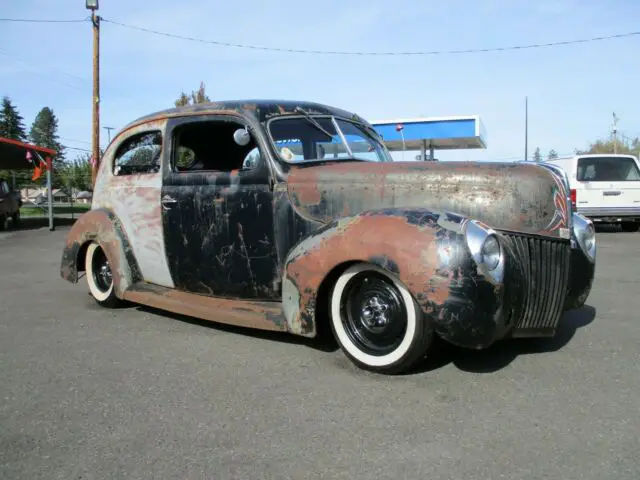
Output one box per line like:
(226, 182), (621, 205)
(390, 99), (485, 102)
(545, 153), (640, 232)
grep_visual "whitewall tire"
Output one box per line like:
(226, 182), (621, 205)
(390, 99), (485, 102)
(85, 242), (121, 307)
(329, 263), (432, 374)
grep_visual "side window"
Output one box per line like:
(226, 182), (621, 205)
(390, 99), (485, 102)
(171, 119), (261, 173)
(0, 181), (8, 195)
(113, 131), (162, 176)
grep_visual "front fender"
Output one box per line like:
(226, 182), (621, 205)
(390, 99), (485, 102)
(281, 207), (491, 337)
(60, 208), (141, 297)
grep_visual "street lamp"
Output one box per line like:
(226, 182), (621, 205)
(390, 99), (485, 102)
(85, 0), (98, 9)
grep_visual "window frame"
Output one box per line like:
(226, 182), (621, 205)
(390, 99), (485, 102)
(112, 129), (164, 176)
(162, 114), (274, 187)
(265, 114), (392, 165)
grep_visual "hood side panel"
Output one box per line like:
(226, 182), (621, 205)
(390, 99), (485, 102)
(286, 161), (569, 238)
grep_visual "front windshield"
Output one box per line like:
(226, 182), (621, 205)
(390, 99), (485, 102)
(268, 115), (393, 163)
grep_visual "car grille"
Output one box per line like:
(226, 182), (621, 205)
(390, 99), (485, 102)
(500, 232), (572, 336)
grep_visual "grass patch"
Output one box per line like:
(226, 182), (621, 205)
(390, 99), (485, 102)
(20, 204), (91, 216)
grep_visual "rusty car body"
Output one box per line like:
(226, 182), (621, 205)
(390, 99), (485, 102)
(60, 100), (597, 374)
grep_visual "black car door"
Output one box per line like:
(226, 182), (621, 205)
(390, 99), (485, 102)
(161, 115), (279, 300)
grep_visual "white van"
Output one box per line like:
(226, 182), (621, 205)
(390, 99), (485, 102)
(545, 153), (640, 232)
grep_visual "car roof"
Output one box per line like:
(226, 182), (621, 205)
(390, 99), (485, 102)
(120, 99), (366, 133)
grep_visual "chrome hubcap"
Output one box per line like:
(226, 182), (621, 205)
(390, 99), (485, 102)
(92, 247), (113, 293)
(361, 295), (390, 329)
(99, 262), (112, 286)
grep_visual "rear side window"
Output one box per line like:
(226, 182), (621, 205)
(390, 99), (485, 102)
(113, 130), (162, 176)
(577, 156), (640, 182)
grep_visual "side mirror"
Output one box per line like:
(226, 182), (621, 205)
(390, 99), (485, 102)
(233, 127), (251, 146)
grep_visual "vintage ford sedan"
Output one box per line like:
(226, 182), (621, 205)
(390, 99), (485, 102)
(60, 100), (597, 374)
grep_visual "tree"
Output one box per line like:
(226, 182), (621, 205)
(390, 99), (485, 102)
(0, 96), (26, 141)
(532, 147), (542, 162)
(174, 81), (211, 107)
(575, 137), (640, 157)
(57, 152), (93, 192)
(547, 149), (558, 160)
(0, 97), (30, 187)
(29, 107), (65, 159)
(28, 106), (66, 187)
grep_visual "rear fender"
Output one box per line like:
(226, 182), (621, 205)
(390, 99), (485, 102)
(281, 208), (472, 336)
(60, 208), (142, 297)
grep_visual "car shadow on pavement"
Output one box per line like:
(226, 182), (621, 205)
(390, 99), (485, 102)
(407, 304), (597, 375)
(132, 304), (341, 353)
(132, 303), (596, 371)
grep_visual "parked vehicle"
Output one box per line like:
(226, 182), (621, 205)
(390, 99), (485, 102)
(59, 100), (597, 374)
(0, 177), (21, 230)
(545, 153), (640, 232)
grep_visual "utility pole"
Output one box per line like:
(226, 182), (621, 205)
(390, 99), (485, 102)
(524, 96), (529, 161)
(86, 0), (100, 186)
(103, 126), (114, 144)
(612, 112), (619, 154)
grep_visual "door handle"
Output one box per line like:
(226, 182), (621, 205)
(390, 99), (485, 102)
(161, 194), (178, 210)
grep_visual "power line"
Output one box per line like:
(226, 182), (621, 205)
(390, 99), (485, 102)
(0, 17), (88, 23)
(0, 48), (87, 86)
(2, 15), (638, 56)
(101, 18), (640, 56)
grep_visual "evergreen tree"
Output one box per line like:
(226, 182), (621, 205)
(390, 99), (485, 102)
(0, 96), (29, 187)
(29, 107), (65, 159)
(29, 107), (66, 188)
(532, 147), (542, 162)
(547, 149), (558, 160)
(0, 96), (26, 141)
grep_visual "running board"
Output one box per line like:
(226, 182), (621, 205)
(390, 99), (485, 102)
(122, 282), (288, 333)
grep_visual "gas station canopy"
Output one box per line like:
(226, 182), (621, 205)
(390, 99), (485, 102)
(370, 115), (487, 153)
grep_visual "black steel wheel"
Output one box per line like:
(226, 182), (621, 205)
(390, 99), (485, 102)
(340, 271), (408, 357)
(329, 263), (433, 374)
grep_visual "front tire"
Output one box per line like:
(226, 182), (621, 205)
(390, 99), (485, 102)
(85, 242), (121, 308)
(329, 263), (433, 374)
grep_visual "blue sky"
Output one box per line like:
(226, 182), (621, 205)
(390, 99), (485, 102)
(1, 0), (638, 162)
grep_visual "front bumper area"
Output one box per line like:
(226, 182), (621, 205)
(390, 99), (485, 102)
(563, 245), (596, 311)
(428, 231), (581, 348)
(500, 232), (573, 338)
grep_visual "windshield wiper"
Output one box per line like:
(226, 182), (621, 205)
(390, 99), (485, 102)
(294, 107), (335, 139)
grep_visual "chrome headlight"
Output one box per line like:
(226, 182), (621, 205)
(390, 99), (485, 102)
(464, 220), (505, 284)
(572, 213), (596, 262)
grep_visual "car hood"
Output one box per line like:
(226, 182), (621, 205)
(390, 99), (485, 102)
(286, 160), (571, 239)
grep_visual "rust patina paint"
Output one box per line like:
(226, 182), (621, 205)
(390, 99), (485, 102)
(60, 209), (138, 297)
(286, 160), (569, 237)
(283, 212), (456, 336)
(122, 284), (287, 332)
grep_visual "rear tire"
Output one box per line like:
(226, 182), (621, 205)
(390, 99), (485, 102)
(85, 242), (122, 308)
(621, 222), (639, 232)
(329, 263), (433, 374)
(11, 211), (20, 228)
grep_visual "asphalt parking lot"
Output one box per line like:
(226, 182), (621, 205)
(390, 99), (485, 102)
(1, 220), (639, 480)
